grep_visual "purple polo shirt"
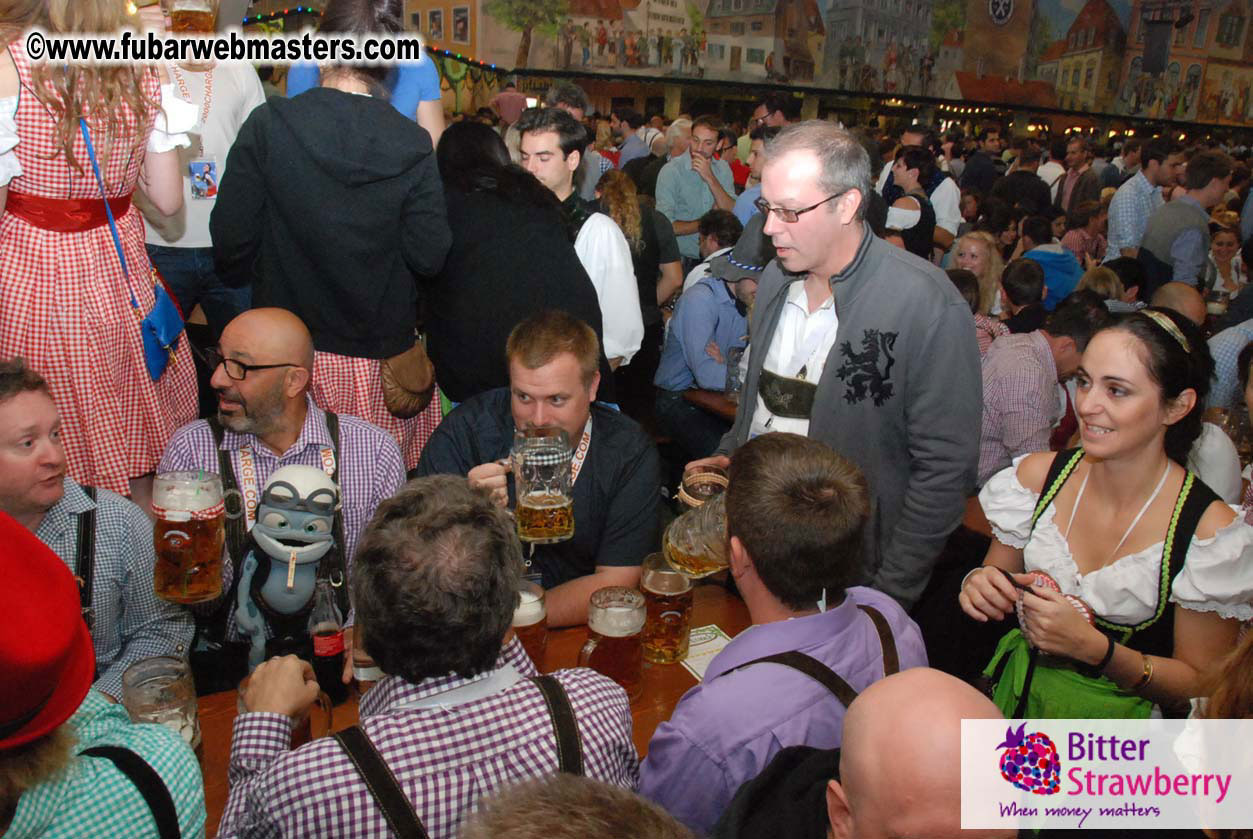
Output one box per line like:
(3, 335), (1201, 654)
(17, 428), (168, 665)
(638, 586), (927, 834)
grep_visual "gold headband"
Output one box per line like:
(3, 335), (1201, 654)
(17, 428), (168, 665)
(1140, 309), (1190, 353)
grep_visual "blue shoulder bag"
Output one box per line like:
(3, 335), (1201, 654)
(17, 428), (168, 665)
(79, 118), (184, 381)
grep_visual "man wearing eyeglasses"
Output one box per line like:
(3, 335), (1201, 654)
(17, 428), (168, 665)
(687, 122), (981, 610)
(158, 308), (405, 693)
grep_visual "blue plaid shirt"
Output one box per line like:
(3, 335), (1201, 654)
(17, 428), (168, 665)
(1104, 171), (1163, 263)
(1208, 320), (1253, 409)
(3, 691), (205, 839)
(36, 480), (194, 700)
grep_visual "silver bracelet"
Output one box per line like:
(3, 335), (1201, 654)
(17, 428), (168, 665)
(960, 566), (987, 590)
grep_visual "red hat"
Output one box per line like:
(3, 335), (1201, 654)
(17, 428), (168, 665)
(0, 511), (94, 750)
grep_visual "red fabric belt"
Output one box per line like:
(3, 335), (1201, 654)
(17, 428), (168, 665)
(5, 191), (133, 232)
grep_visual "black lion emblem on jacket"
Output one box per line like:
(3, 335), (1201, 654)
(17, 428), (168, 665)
(835, 329), (898, 406)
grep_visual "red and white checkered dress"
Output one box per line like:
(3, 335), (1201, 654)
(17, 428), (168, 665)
(0, 43), (197, 494)
(310, 351), (442, 471)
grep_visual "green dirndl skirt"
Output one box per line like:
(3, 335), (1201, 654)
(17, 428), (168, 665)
(984, 630), (1154, 719)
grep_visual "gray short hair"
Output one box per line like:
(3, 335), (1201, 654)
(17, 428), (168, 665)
(764, 121), (873, 221)
(665, 118), (692, 144)
(462, 775), (695, 839)
(351, 475), (521, 683)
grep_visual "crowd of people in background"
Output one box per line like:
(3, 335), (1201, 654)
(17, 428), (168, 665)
(3, 0), (1253, 837)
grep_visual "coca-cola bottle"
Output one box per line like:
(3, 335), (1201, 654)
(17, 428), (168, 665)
(307, 580), (348, 705)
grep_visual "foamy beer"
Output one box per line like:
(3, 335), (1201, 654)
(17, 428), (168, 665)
(512, 426), (574, 544)
(662, 492), (729, 578)
(162, 0), (218, 33)
(641, 553), (693, 664)
(513, 581), (548, 666)
(152, 471), (225, 604)
(578, 587), (645, 701)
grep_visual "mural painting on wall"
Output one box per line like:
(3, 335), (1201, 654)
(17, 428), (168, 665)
(409, 0), (1251, 125)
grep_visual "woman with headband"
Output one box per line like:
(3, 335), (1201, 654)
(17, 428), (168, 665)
(960, 307), (1253, 719)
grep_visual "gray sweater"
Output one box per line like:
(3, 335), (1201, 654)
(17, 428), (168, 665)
(717, 226), (982, 608)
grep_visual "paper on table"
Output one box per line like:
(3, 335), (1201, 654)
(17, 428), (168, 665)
(681, 624), (733, 681)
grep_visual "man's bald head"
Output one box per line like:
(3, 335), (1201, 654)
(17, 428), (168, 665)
(828, 669), (1014, 839)
(1149, 283), (1206, 327)
(223, 308), (316, 371)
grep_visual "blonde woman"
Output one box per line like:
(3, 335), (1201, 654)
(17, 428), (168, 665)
(1076, 266), (1125, 301)
(954, 231), (1005, 315)
(1, 0), (196, 501)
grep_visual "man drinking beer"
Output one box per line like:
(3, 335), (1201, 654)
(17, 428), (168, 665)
(418, 311), (660, 627)
(0, 358), (192, 701)
(639, 433), (927, 834)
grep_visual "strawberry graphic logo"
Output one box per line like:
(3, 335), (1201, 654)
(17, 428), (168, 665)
(996, 723), (1061, 795)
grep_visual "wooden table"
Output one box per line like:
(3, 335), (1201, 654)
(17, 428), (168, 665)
(682, 388), (740, 423)
(197, 582), (749, 836)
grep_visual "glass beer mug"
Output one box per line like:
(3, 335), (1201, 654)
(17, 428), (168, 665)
(512, 581), (548, 667)
(152, 471), (226, 604)
(641, 553), (693, 664)
(664, 467), (730, 578)
(512, 426), (574, 544)
(579, 587), (645, 701)
(161, 0), (219, 33)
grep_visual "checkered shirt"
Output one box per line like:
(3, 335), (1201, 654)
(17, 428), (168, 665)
(974, 313), (1009, 357)
(217, 638), (639, 839)
(1208, 321), (1253, 409)
(3, 691), (206, 839)
(1104, 171), (1163, 262)
(157, 396), (405, 631)
(978, 331), (1061, 487)
(35, 479), (194, 700)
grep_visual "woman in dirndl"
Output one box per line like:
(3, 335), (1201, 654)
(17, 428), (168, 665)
(960, 307), (1253, 719)
(1, 1), (197, 501)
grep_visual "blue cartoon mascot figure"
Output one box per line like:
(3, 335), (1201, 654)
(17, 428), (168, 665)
(235, 464), (340, 671)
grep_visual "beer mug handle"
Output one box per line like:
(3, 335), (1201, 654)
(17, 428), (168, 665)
(577, 637), (599, 668)
(312, 691), (334, 739)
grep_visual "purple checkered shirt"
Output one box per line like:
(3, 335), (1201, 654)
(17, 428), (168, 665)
(978, 331), (1062, 487)
(217, 638), (639, 839)
(158, 396), (405, 630)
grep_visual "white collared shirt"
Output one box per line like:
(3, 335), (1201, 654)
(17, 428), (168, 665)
(749, 281), (839, 438)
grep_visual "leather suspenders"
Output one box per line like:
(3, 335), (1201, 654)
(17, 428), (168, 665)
(80, 745), (181, 839)
(722, 604), (900, 708)
(74, 486), (98, 636)
(333, 675), (584, 838)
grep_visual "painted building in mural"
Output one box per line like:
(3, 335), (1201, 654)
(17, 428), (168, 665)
(1055, 0), (1125, 112)
(820, 0), (933, 93)
(388, 0), (1251, 126)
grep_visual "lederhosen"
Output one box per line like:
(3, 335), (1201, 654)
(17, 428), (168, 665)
(332, 675), (584, 839)
(74, 486), (99, 680)
(984, 448), (1219, 719)
(189, 415), (349, 695)
(716, 604), (899, 713)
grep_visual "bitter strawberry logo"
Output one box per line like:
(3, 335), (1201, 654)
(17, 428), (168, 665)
(996, 723), (1061, 795)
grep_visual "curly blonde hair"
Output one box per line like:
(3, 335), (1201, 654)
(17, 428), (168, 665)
(956, 231), (1004, 315)
(595, 169), (642, 252)
(25, 0), (160, 176)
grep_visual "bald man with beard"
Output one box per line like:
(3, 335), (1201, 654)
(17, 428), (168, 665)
(159, 308), (405, 693)
(713, 669), (1014, 839)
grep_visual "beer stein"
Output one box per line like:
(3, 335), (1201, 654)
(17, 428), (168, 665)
(152, 471), (226, 604)
(512, 581), (549, 667)
(512, 426), (574, 543)
(641, 553), (693, 664)
(663, 491), (729, 578)
(579, 587), (645, 701)
(122, 656), (201, 750)
(677, 464), (728, 508)
(161, 0), (219, 33)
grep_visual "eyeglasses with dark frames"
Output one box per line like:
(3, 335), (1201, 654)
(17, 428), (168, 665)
(753, 189), (851, 223)
(202, 346), (301, 381)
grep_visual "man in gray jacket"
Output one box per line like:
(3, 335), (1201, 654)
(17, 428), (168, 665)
(687, 122), (981, 609)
